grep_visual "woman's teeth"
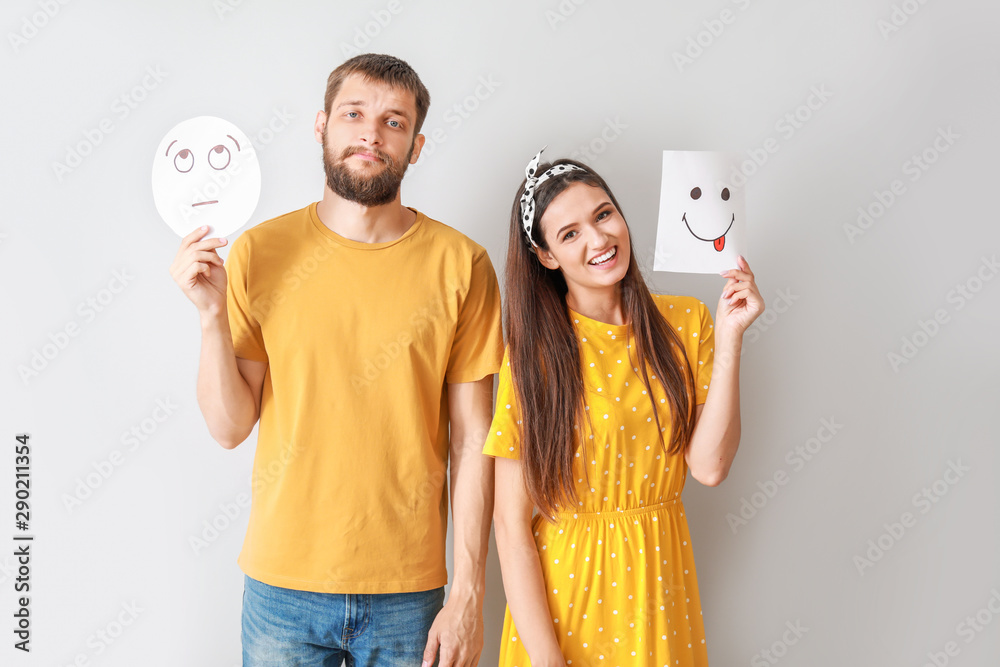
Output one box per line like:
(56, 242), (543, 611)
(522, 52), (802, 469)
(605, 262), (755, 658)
(589, 247), (617, 265)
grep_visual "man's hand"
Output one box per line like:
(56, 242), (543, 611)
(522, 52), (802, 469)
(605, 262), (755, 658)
(169, 226), (229, 314)
(421, 593), (483, 667)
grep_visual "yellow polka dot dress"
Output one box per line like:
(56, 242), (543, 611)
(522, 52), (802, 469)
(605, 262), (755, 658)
(483, 294), (715, 666)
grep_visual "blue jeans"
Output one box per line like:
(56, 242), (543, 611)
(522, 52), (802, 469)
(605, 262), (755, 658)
(241, 575), (445, 666)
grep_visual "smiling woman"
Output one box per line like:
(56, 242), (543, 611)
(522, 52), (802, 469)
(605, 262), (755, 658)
(485, 147), (763, 666)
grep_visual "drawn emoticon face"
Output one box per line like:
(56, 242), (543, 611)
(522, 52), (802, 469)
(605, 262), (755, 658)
(654, 151), (745, 274)
(152, 116), (260, 238)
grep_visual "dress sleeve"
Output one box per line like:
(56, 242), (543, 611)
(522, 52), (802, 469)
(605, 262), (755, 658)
(482, 346), (522, 459)
(695, 300), (715, 405)
(445, 248), (504, 384)
(225, 234), (269, 363)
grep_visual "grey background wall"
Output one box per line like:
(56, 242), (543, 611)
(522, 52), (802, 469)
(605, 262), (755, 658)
(2, 0), (998, 665)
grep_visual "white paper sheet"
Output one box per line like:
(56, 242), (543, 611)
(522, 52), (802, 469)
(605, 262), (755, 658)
(653, 150), (746, 274)
(152, 116), (261, 238)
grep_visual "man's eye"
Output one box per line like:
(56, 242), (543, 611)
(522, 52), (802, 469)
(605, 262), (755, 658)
(346, 112), (359, 118)
(387, 120), (401, 128)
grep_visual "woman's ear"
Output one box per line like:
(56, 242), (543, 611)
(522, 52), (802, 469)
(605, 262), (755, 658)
(535, 247), (560, 270)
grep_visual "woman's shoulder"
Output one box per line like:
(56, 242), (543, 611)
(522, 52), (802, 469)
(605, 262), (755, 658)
(649, 292), (709, 321)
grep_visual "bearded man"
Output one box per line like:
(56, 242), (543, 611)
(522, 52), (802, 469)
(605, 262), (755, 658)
(170, 53), (502, 667)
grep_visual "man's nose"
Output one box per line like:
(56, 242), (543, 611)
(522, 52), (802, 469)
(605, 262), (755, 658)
(357, 118), (382, 145)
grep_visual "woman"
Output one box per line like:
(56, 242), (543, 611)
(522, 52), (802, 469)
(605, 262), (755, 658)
(483, 149), (764, 666)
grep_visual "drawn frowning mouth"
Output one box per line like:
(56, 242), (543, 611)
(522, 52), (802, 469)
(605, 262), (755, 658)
(192, 201), (219, 207)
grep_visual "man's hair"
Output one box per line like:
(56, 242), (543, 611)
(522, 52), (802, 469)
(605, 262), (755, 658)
(323, 54), (431, 136)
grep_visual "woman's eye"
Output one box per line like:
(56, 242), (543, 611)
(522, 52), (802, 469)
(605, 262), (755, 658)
(563, 230), (577, 241)
(596, 210), (610, 221)
(173, 148), (194, 173)
(208, 144), (231, 170)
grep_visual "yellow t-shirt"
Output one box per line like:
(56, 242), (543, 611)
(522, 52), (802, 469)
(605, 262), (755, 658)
(225, 202), (504, 594)
(483, 294), (715, 665)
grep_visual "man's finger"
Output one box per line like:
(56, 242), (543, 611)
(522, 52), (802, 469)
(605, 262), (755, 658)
(435, 643), (457, 667)
(188, 237), (229, 252)
(421, 632), (440, 667)
(180, 226), (212, 247)
(191, 250), (225, 267)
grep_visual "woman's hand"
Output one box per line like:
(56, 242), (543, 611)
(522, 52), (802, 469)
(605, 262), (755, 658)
(716, 254), (764, 340)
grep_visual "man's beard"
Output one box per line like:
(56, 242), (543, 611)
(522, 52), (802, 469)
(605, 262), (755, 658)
(322, 134), (412, 207)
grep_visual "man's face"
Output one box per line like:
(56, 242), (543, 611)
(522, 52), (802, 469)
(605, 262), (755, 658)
(317, 74), (424, 207)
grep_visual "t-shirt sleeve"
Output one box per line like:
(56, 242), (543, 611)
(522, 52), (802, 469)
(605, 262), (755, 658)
(445, 248), (504, 384)
(482, 346), (522, 459)
(225, 234), (269, 363)
(694, 300), (715, 405)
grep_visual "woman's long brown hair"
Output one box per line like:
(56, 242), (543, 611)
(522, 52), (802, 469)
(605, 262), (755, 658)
(504, 158), (698, 521)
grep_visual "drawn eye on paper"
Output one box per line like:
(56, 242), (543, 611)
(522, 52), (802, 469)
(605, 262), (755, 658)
(653, 151), (746, 274)
(152, 116), (261, 238)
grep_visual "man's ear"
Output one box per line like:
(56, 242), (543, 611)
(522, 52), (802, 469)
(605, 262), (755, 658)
(535, 246), (559, 270)
(408, 132), (426, 164)
(313, 110), (328, 144)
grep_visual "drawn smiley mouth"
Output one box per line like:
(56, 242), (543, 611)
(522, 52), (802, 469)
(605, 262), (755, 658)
(682, 212), (734, 252)
(192, 200), (219, 207)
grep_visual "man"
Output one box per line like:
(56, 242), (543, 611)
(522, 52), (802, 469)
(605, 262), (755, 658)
(169, 54), (502, 666)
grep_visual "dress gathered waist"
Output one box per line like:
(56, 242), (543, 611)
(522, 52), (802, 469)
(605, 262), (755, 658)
(553, 497), (682, 522)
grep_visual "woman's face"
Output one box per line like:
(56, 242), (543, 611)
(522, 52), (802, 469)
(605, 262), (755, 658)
(535, 181), (631, 292)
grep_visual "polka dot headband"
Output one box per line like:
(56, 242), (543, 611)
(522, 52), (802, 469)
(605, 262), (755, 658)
(519, 146), (585, 248)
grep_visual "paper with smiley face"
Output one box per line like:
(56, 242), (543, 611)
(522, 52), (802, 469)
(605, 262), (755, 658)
(152, 116), (260, 238)
(653, 150), (745, 274)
